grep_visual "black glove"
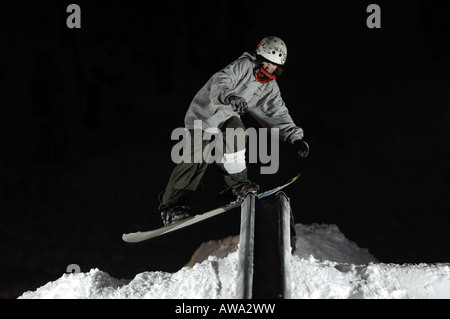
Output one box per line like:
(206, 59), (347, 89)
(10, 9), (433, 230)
(293, 139), (309, 158)
(228, 96), (249, 115)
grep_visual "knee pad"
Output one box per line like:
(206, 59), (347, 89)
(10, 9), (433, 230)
(220, 149), (246, 174)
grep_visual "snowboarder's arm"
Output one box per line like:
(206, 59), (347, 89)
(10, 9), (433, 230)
(249, 82), (304, 145)
(209, 57), (252, 106)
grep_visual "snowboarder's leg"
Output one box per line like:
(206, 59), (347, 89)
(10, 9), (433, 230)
(159, 130), (210, 224)
(160, 162), (208, 225)
(161, 161), (208, 207)
(217, 117), (259, 198)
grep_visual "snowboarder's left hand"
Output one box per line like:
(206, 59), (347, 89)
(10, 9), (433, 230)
(293, 139), (309, 158)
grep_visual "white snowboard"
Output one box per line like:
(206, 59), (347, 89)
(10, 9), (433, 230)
(122, 174), (300, 243)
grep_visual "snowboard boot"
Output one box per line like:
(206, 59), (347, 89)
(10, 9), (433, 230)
(231, 181), (260, 201)
(159, 204), (191, 226)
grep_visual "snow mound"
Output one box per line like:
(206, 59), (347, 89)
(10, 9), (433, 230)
(19, 224), (450, 299)
(294, 223), (377, 264)
(290, 256), (450, 299)
(20, 252), (240, 299)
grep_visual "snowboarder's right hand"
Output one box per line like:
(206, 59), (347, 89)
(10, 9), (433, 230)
(293, 139), (309, 158)
(228, 96), (249, 115)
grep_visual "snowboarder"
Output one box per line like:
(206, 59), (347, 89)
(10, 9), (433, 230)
(159, 36), (309, 226)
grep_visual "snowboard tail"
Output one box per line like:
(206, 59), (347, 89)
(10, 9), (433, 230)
(122, 173), (300, 243)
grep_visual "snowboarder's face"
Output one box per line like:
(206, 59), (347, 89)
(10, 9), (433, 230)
(262, 61), (277, 75)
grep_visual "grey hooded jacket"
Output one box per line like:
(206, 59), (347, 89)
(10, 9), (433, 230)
(184, 52), (304, 145)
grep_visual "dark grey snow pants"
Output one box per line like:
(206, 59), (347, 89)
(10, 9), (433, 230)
(161, 116), (250, 208)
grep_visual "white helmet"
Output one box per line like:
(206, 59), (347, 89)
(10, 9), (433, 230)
(255, 36), (287, 65)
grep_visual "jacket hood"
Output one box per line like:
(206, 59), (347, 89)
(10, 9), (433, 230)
(240, 52), (257, 63)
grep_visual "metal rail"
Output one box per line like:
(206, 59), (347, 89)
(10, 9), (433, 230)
(237, 191), (292, 299)
(236, 193), (256, 299)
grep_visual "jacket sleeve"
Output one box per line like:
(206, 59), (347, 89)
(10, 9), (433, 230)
(209, 57), (252, 105)
(249, 81), (304, 144)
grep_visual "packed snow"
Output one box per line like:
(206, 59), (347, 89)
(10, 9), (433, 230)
(19, 224), (450, 299)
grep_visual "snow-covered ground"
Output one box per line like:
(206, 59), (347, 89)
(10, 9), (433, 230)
(19, 224), (450, 299)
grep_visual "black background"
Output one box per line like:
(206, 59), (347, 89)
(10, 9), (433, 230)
(1, 0), (449, 298)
